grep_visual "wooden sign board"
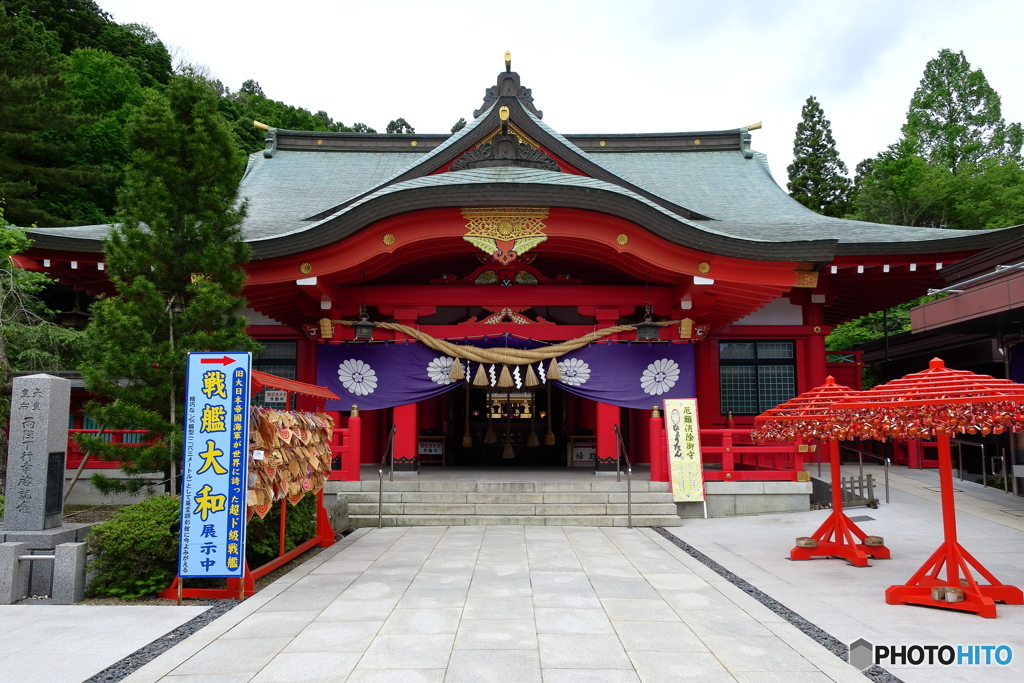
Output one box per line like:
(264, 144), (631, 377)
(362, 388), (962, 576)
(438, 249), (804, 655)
(663, 398), (705, 503)
(418, 440), (443, 456)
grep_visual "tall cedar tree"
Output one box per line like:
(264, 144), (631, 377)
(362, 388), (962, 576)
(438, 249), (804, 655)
(854, 49), (1024, 230)
(787, 96), (852, 218)
(79, 73), (255, 494)
(0, 10), (107, 226)
(903, 49), (1022, 175)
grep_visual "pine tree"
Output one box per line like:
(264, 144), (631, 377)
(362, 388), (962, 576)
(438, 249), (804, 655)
(904, 49), (1023, 175)
(787, 96), (853, 218)
(78, 72), (256, 494)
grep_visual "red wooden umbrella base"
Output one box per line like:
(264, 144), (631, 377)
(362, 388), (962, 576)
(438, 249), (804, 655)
(790, 509), (890, 567)
(790, 440), (890, 567)
(886, 540), (1024, 618)
(885, 433), (1023, 618)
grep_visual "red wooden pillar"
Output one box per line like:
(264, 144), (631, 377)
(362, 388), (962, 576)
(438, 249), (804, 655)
(393, 402), (417, 464)
(650, 406), (667, 481)
(801, 301), (828, 392)
(907, 439), (923, 469)
(342, 406), (362, 480)
(596, 401), (619, 470)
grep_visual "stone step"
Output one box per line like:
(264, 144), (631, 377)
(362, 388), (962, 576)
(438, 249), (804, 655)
(349, 514), (683, 528)
(327, 480), (671, 494)
(335, 491), (675, 505)
(346, 502), (679, 516)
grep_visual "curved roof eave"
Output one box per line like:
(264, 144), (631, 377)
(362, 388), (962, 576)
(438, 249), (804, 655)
(246, 168), (840, 262)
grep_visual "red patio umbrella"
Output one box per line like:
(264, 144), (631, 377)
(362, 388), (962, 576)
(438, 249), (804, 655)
(753, 376), (890, 567)
(831, 358), (1024, 618)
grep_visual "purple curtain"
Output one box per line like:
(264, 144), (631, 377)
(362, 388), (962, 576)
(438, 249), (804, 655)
(317, 337), (696, 412)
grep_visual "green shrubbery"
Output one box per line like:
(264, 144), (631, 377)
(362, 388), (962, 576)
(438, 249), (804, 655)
(86, 494), (180, 599)
(84, 493), (320, 599)
(245, 495), (318, 568)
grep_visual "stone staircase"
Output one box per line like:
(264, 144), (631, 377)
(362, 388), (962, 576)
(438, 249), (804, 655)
(326, 479), (682, 527)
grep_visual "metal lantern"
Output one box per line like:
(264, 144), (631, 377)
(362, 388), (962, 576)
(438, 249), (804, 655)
(634, 310), (662, 341)
(353, 309), (375, 341)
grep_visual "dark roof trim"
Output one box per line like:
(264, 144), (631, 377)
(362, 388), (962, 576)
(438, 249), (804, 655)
(566, 131), (742, 153)
(274, 130), (450, 153)
(248, 181), (839, 262)
(27, 233), (104, 254)
(832, 224), (1024, 257)
(934, 227), (1024, 283)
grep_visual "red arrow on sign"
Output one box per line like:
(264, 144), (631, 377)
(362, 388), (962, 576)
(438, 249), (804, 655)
(199, 356), (236, 365)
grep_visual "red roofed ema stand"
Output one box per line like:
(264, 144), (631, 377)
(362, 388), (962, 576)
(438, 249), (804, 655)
(752, 376), (890, 567)
(832, 358), (1024, 618)
(161, 368), (352, 602)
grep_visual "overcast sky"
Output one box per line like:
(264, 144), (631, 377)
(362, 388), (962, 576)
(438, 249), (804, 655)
(98, 0), (1024, 185)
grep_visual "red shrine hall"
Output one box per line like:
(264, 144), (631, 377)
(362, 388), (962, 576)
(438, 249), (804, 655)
(19, 56), (1024, 482)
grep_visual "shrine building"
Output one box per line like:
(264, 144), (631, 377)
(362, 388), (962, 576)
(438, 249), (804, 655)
(20, 56), (1024, 487)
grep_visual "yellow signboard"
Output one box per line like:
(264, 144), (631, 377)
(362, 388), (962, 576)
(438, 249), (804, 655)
(664, 398), (705, 503)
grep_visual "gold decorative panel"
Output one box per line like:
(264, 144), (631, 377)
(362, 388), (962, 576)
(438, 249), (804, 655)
(461, 207), (549, 265)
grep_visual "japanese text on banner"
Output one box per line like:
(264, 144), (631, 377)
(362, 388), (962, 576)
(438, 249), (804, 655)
(178, 353), (251, 578)
(664, 398), (705, 503)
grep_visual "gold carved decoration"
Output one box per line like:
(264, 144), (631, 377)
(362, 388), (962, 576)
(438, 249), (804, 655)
(477, 121), (541, 150)
(382, 234), (395, 246)
(697, 261), (711, 274)
(813, 326), (822, 334)
(793, 270), (819, 288)
(599, 141), (607, 147)
(316, 139), (323, 146)
(461, 207), (549, 265)
(694, 139), (701, 145)
(299, 262), (313, 274)
(410, 140), (418, 147)
(616, 233), (629, 245)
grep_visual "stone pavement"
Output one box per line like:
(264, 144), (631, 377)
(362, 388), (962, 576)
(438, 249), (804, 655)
(0, 603), (209, 683)
(670, 464), (1024, 683)
(121, 525), (865, 683)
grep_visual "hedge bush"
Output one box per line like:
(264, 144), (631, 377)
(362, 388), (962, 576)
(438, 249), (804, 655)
(86, 495), (181, 599)
(245, 494), (317, 568)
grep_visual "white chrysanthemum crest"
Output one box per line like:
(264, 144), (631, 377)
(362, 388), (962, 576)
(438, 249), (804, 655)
(338, 359), (377, 396)
(426, 356), (455, 385)
(556, 357), (591, 386)
(641, 358), (680, 396)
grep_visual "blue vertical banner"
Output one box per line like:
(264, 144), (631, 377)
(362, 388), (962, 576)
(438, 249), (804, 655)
(179, 353), (251, 578)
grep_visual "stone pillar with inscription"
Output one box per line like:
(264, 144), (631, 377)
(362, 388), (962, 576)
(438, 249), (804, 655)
(2, 374), (71, 531)
(1, 374), (91, 598)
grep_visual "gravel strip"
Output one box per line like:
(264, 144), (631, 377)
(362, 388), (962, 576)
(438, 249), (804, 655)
(653, 526), (902, 683)
(81, 600), (237, 683)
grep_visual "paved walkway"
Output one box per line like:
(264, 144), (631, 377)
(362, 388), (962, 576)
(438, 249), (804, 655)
(670, 464), (1024, 683)
(0, 604), (209, 683)
(122, 526), (865, 683)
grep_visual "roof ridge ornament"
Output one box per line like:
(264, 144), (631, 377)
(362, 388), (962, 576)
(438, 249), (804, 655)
(474, 52), (543, 119)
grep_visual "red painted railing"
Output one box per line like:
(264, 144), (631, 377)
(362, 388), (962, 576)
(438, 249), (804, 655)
(66, 429), (155, 469)
(654, 426), (811, 482)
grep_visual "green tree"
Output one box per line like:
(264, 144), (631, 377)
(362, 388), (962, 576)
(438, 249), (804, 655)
(386, 117), (415, 135)
(4, 1), (172, 85)
(787, 96), (852, 218)
(0, 209), (85, 488)
(854, 49), (1024, 231)
(904, 49), (1022, 175)
(0, 11), (109, 226)
(78, 72), (256, 494)
(451, 118), (467, 134)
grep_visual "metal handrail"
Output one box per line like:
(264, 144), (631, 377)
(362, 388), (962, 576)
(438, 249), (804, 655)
(838, 444), (890, 504)
(613, 424), (632, 529)
(378, 425), (398, 528)
(950, 438), (984, 483)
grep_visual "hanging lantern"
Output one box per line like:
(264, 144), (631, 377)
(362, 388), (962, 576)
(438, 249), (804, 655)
(353, 308), (375, 341)
(634, 313), (662, 341)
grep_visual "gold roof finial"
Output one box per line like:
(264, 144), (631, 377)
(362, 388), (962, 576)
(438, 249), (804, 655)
(745, 121), (763, 131)
(504, 51), (512, 72)
(499, 106), (509, 122)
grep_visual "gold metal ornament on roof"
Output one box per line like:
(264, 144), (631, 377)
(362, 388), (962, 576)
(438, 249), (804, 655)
(616, 234), (629, 245)
(316, 139), (323, 146)
(410, 140), (417, 147)
(461, 207), (549, 265)
(299, 263), (313, 274)
(698, 262), (711, 274)
(382, 234), (396, 246)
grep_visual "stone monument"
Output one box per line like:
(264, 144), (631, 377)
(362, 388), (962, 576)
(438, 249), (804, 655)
(1, 374), (90, 600)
